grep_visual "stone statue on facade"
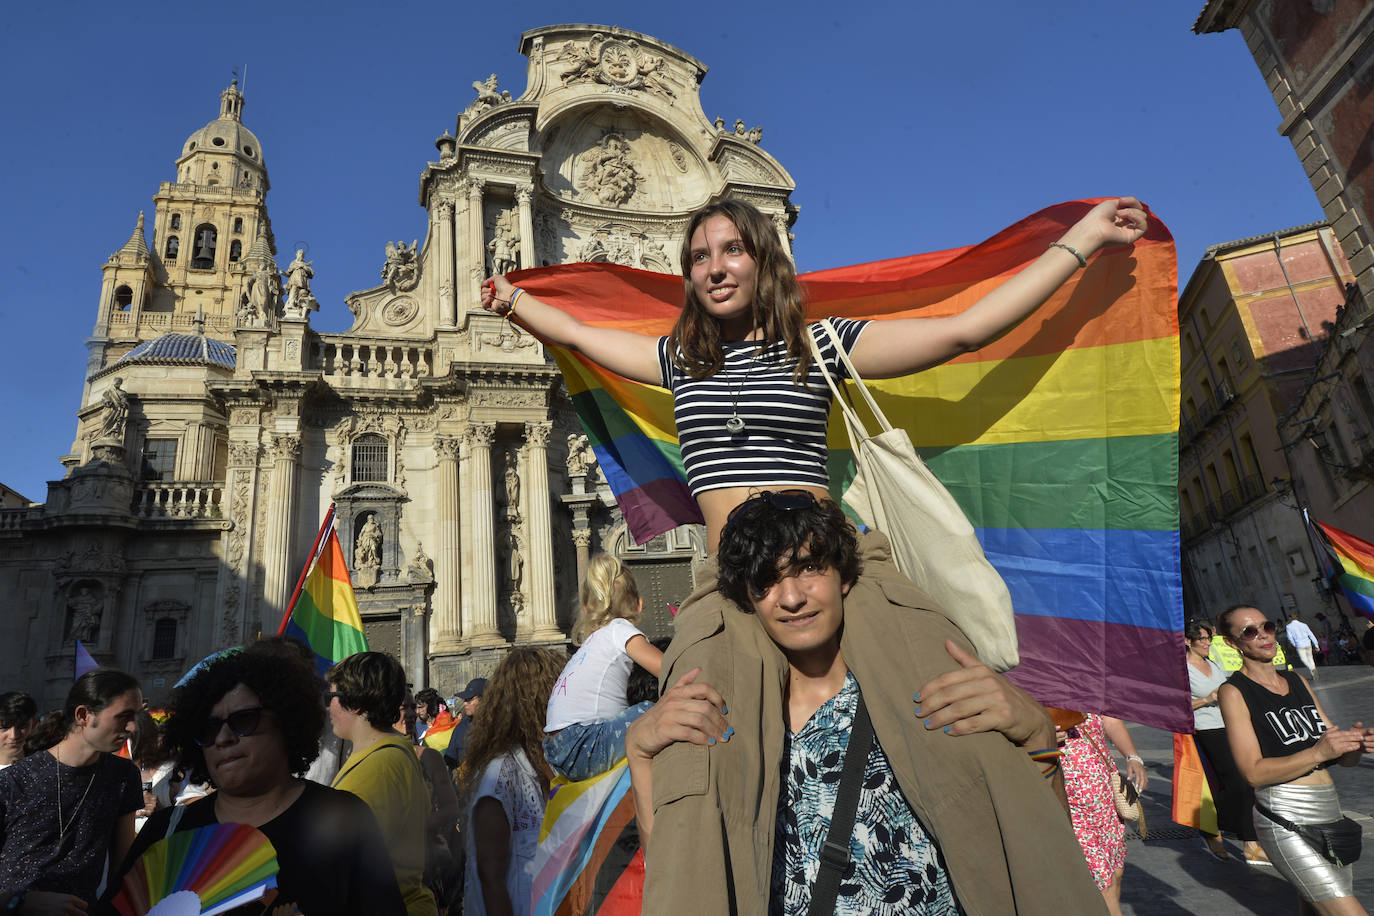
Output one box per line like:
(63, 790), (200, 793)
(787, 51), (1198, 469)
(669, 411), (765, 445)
(381, 240), (420, 292)
(466, 74), (511, 117)
(354, 516), (382, 570)
(66, 585), (102, 642)
(577, 133), (641, 206)
(504, 451), (520, 512)
(283, 249), (317, 317)
(244, 262), (280, 326)
(505, 530), (524, 593)
(407, 541), (433, 582)
(566, 433), (591, 477)
(487, 212), (519, 276)
(94, 377), (131, 442)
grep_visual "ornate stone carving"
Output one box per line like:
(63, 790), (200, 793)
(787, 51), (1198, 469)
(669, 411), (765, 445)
(434, 435), (462, 462)
(571, 225), (672, 271)
(468, 389), (546, 409)
(354, 515), (382, 569)
(570, 528), (593, 549)
(270, 435), (301, 461)
(93, 377), (131, 442)
(54, 544), (126, 579)
(466, 74), (512, 117)
(733, 119), (763, 143)
(228, 441), (259, 467)
(465, 422), (495, 449)
(504, 450), (521, 511)
(434, 200), (454, 220)
(407, 541), (433, 582)
(515, 186), (533, 206)
(242, 261), (281, 328)
(381, 296), (420, 327)
(524, 421), (551, 448)
(566, 433), (596, 477)
(504, 530), (524, 592)
(557, 35), (676, 101)
(229, 407), (260, 426)
(577, 133), (642, 206)
(284, 339), (300, 360)
(667, 141), (690, 172)
(381, 240), (420, 292)
(65, 584), (103, 642)
(468, 180), (486, 201)
(283, 249), (318, 317)
(487, 210), (520, 276)
(477, 326), (539, 354)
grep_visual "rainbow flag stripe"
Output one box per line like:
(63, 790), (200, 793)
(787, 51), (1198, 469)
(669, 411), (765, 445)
(1312, 519), (1374, 619)
(532, 762), (638, 916)
(283, 530), (368, 674)
(515, 200), (1184, 730)
(421, 709), (457, 752)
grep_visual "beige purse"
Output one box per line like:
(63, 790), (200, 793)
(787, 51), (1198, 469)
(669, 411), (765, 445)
(807, 319), (1020, 671)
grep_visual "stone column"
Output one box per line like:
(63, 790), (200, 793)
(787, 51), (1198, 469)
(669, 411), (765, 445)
(461, 422), (503, 645)
(261, 434), (301, 631)
(435, 200), (456, 328)
(571, 528), (592, 594)
(467, 180), (486, 291)
(516, 186), (536, 270)
(523, 421), (560, 639)
(772, 212), (793, 262)
(432, 436), (462, 646)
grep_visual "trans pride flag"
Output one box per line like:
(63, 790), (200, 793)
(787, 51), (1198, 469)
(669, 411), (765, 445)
(513, 200), (1184, 730)
(1306, 513), (1374, 620)
(279, 507), (368, 674)
(531, 762), (641, 916)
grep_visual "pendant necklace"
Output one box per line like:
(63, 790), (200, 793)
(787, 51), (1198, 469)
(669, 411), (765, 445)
(725, 344), (762, 436)
(55, 753), (98, 848)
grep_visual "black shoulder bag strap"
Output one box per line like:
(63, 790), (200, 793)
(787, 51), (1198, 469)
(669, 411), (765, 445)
(808, 689), (875, 916)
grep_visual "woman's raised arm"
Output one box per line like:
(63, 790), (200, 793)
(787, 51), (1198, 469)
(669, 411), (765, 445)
(481, 274), (663, 385)
(848, 197), (1149, 379)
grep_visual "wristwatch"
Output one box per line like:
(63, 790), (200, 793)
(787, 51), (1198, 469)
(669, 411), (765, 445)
(5, 889), (26, 912)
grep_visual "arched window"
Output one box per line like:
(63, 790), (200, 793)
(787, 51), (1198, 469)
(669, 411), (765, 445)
(191, 223), (217, 269)
(233, 217), (244, 233)
(152, 618), (177, 660)
(351, 434), (389, 482)
(170, 213), (182, 230)
(228, 240), (242, 262)
(114, 286), (133, 310)
(164, 235), (179, 260)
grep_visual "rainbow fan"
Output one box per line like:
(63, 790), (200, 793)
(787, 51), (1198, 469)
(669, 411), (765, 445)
(112, 822), (280, 916)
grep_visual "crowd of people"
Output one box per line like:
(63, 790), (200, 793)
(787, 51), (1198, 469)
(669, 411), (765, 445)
(2, 193), (1370, 915)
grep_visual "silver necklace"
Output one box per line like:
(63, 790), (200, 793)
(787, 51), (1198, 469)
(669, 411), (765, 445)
(55, 754), (98, 847)
(725, 345), (762, 436)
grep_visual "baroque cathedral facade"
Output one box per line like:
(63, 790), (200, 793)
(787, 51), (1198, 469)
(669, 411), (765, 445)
(0, 25), (798, 707)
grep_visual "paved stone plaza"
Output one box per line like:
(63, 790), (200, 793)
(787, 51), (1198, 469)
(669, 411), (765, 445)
(1119, 663), (1374, 913)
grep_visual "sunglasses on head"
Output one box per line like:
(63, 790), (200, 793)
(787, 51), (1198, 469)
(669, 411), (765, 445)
(1236, 620), (1277, 641)
(195, 707), (266, 747)
(725, 489), (819, 528)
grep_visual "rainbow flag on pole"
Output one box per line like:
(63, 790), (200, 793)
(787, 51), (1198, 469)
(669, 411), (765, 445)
(280, 507), (368, 673)
(512, 199), (1184, 730)
(1306, 513), (1374, 620)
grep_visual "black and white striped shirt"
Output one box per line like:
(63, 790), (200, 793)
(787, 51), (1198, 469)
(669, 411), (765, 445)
(657, 318), (869, 496)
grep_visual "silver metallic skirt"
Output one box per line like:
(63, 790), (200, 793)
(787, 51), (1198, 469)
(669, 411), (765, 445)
(1253, 782), (1355, 902)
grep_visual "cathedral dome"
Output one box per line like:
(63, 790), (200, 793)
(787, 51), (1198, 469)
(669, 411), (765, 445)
(119, 332), (236, 370)
(178, 80), (265, 171)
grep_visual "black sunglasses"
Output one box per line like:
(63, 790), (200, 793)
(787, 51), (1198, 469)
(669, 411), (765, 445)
(725, 489), (819, 528)
(1237, 620), (1277, 641)
(195, 707), (267, 747)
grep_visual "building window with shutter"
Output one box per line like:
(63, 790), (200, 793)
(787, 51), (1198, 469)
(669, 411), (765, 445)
(351, 434), (389, 482)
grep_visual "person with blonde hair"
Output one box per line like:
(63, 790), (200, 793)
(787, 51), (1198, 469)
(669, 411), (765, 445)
(459, 648), (565, 916)
(543, 554), (664, 781)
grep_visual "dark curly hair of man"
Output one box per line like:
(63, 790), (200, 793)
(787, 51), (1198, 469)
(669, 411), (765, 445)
(163, 639), (325, 784)
(717, 492), (861, 611)
(327, 651), (407, 730)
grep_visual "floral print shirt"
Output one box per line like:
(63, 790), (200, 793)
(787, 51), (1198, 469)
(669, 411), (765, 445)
(770, 673), (961, 915)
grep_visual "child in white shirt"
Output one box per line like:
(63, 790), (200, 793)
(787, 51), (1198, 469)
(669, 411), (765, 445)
(544, 554), (663, 781)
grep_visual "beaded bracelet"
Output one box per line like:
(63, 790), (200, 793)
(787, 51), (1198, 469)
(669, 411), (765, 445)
(502, 288), (525, 336)
(1050, 241), (1088, 269)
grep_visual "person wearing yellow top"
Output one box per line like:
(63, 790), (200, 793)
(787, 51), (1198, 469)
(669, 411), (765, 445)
(328, 651), (439, 916)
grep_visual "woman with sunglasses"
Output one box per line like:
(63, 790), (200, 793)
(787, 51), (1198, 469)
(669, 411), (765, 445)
(1217, 604), (1374, 913)
(101, 641), (406, 916)
(1185, 619), (1264, 864)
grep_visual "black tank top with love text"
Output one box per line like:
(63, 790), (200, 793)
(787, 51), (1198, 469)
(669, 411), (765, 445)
(1227, 669), (1324, 758)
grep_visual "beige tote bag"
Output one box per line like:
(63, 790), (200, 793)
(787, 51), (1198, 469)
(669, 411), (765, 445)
(808, 319), (1020, 671)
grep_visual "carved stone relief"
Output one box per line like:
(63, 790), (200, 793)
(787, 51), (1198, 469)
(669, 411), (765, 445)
(487, 209), (520, 276)
(381, 296), (420, 327)
(576, 133), (642, 206)
(466, 74), (512, 118)
(556, 34), (677, 102)
(571, 224), (672, 271)
(64, 582), (104, 642)
(381, 241), (420, 292)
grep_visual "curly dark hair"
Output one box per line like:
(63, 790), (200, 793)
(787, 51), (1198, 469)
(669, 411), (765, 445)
(163, 639), (325, 784)
(717, 492), (861, 611)
(326, 651), (407, 731)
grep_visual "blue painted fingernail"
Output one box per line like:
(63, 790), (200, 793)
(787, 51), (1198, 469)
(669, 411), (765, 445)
(709, 737), (716, 745)
(943, 725), (952, 734)
(914, 705), (922, 715)
(923, 718), (931, 729)
(725, 728), (734, 739)
(721, 705), (728, 715)
(913, 693), (921, 703)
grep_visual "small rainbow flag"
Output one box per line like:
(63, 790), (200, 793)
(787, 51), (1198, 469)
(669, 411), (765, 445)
(512, 199), (1185, 730)
(1171, 732), (1218, 834)
(1306, 513), (1374, 620)
(420, 709), (457, 753)
(279, 506), (368, 674)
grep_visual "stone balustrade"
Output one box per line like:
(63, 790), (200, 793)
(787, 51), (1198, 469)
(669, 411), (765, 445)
(0, 508), (38, 532)
(133, 482), (224, 519)
(318, 337), (434, 383)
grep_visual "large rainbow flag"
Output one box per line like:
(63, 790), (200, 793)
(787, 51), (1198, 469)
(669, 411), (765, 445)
(280, 510), (368, 674)
(513, 199), (1184, 730)
(1307, 513), (1374, 620)
(531, 762), (641, 916)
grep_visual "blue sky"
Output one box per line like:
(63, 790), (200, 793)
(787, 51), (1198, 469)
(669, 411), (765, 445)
(0, 1), (1322, 501)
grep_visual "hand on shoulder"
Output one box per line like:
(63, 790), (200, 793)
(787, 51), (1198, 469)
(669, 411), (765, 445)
(914, 640), (1054, 748)
(626, 668), (730, 762)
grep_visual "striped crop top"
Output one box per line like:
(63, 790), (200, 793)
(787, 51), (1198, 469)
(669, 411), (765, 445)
(656, 317), (870, 496)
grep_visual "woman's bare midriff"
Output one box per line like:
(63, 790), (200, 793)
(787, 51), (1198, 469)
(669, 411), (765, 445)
(697, 484), (835, 554)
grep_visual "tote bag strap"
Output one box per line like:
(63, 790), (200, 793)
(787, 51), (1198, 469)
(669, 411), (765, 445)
(814, 319), (895, 435)
(805, 324), (871, 452)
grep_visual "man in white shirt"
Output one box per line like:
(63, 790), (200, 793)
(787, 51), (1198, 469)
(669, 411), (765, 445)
(0, 693), (36, 770)
(1285, 612), (1320, 680)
